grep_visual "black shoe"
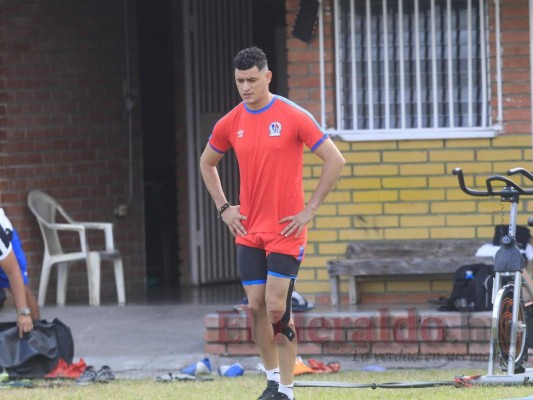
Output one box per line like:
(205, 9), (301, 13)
(95, 365), (116, 382)
(515, 364), (526, 374)
(269, 392), (294, 400)
(76, 366), (97, 385)
(258, 380), (279, 400)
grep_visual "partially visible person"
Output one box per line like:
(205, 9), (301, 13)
(0, 209), (37, 337)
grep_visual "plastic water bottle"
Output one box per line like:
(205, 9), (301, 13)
(465, 270), (474, 280)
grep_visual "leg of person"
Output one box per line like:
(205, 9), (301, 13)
(266, 275), (296, 400)
(237, 244), (279, 400)
(266, 252), (300, 400)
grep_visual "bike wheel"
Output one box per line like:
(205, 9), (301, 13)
(493, 284), (527, 371)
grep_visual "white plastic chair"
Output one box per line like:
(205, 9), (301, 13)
(27, 190), (126, 306)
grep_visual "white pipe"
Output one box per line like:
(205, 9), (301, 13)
(430, 0), (438, 127)
(529, 0), (533, 165)
(383, 0), (390, 130)
(334, 0), (342, 129)
(351, 0), (357, 129)
(467, 0), (473, 127)
(495, 0), (503, 127)
(365, 0), (374, 129)
(414, 0), (422, 128)
(446, 0), (454, 127)
(398, 0), (406, 129)
(480, 0), (487, 126)
(319, 0), (326, 128)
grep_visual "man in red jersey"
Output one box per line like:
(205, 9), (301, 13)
(200, 47), (345, 400)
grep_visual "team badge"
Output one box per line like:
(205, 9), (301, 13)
(268, 122), (282, 137)
(236, 129), (244, 138)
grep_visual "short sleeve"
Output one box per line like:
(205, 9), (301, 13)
(208, 117), (232, 154)
(298, 111), (329, 152)
(0, 209), (13, 261)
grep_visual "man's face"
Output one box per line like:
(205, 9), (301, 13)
(234, 66), (272, 110)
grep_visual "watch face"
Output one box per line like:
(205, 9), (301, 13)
(18, 307), (31, 316)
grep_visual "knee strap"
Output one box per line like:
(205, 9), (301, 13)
(272, 279), (296, 341)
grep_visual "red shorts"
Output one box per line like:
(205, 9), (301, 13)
(235, 231), (306, 262)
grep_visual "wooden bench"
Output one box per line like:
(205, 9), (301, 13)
(327, 239), (491, 306)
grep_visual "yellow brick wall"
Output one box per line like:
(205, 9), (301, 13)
(299, 134), (533, 302)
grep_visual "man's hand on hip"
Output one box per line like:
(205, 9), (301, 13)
(222, 206), (247, 237)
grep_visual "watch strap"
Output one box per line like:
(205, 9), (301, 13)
(17, 307), (31, 316)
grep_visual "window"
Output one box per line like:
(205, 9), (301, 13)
(330, 0), (501, 140)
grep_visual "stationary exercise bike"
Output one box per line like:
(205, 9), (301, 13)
(454, 167), (533, 384)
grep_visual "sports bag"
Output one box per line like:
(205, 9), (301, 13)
(0, 318), (74, 378)
(443, 263), (494, 312)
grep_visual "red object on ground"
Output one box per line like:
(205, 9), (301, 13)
(44, 358), (68, 378)
(45, 358), (87, 379)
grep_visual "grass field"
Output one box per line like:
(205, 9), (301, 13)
(1, 369), (533, 400)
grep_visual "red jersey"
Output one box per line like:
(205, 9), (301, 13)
(209, 95), (328, 234)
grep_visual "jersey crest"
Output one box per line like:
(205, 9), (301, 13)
(268, 122), (282, 137)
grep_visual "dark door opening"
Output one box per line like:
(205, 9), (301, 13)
(136, 0), (287, 295)
(138, 0), (179, 289)
(252, 0), (288, 97)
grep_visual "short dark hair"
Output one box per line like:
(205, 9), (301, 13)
(234, 46), (268, 71)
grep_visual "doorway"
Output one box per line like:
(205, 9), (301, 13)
(138, 0), (288, 293)
(138, 0), (179, 289)
(181, 0), (288, 286)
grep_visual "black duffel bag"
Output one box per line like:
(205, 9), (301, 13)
(0, 318), (74, 378)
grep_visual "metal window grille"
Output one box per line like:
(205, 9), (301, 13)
(332, 0), (500, 136)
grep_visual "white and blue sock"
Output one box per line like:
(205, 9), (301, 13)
(265, 367), (280, 383)
(278, 382), (294, 400)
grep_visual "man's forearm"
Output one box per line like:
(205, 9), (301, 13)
(2, 252), (28, 310)
(306, 157), (345, 211)
(200, 164), (229, 209)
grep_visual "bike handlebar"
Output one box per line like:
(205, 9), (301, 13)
(508, 167), (533, 182)
(452, 167), (533, 197)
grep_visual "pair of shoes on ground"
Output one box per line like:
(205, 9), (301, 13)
(180, 357), (212, 376)
(45, 358), (87, 379)
(76, 365), (115, 384)
(257, 381), (295, 400)
(218, 363), (244, 377)
(180, 357), (244, 378)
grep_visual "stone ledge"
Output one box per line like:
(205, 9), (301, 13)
(204, 308), (492, 357)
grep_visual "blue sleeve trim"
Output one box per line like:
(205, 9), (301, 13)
(208, 142), (225, 154)
(310, 135), (329, 152)
(242, 279), (266, 286)
(267, 271), (297, 280)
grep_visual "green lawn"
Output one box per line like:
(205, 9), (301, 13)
(1, 370), (532, 400)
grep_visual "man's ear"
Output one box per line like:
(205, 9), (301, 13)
(266, 70), (273, 84)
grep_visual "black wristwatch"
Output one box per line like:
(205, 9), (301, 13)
(17, 307), (31, 316)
